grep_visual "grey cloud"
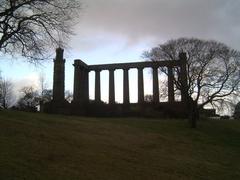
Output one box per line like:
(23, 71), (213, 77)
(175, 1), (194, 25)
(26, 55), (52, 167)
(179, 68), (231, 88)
(70, 0), (240, 51)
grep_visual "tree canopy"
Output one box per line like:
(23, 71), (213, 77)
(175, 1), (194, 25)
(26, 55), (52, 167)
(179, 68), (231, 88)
(0, 0), (81, 62)
(144, 38), (240, 127)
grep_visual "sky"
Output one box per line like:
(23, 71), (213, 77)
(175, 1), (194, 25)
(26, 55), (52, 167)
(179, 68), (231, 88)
(1, 0), (240, 103)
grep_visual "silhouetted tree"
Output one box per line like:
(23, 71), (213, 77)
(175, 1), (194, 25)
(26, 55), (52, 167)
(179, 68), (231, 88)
(65, 90), (73, 103)
(234, 102), (240, 119)
(144, 38), (240, 128)
(39, 72), (47, 96)
(0, 0), (81, 62)
(144, 94), (153, 103)
(0, 78), (15, 109)
(41, 89), (52, 103)
(37, 72), (53, 103)
(17, 86), (39, 111)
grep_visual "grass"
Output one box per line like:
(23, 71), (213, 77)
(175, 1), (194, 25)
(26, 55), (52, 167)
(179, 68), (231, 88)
(0, 110), (240, 180)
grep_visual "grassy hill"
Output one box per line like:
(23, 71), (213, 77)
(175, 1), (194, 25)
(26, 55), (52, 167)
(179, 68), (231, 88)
(0, 110), (240, 180)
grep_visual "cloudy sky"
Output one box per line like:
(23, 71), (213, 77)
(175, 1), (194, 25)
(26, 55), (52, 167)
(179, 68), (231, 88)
(1, 0), (240, 102)
(71, 0), (240, 52)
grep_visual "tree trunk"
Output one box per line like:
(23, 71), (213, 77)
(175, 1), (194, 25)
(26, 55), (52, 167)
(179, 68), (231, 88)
(188, 98), (199, 128)
(3, 98), (7, 109)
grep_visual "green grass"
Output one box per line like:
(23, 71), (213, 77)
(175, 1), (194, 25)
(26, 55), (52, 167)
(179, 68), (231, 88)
(0, 110), (240, 180)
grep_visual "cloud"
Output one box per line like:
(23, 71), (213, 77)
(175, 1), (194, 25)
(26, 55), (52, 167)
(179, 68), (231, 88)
(70, 0), (240, 52)
(13, 73), (40, 96)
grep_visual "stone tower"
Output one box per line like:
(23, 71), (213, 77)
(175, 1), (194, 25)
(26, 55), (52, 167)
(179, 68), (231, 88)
(52, 48), (65, 102)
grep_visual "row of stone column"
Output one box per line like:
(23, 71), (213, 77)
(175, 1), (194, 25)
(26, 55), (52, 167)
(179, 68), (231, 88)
(73, 63), (175, 104)
(105, 67), (174, 104)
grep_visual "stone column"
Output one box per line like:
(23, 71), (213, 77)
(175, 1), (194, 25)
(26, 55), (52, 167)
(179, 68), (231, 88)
(179, 52), (188, 102)
(138, 67), (144, 104)
(84, 70), (89, 102)
(95, 70), (101, 102)
(53, 48), (65, 102)
(73, 60), (89, 104)
(73, 61), (82, 103)
(168, 67), (175, 102)
(109, 69), (115, 104)
(152, 66), (159, 103)
(123, 68), (130, 104)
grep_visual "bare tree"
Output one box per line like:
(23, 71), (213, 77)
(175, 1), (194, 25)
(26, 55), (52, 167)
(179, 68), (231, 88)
(65, 90), (73, 103)
(39, 72), (47, 96)
(41, 89), (52, 103)
(144, 94), (153, 103)
(0, 0), (81, 62)
(0, 78), (15, 109)
(144, 38), (240, 128)
(17, 86), (39, 111)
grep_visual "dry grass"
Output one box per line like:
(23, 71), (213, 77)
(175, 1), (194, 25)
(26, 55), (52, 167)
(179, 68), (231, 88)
(0, 110), (240, 179)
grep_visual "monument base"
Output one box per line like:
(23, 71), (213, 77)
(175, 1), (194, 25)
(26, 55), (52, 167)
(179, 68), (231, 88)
(43, 101), (188, 118)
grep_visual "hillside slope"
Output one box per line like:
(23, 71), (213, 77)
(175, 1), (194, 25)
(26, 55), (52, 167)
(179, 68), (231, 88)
(0, 111), (240, 180)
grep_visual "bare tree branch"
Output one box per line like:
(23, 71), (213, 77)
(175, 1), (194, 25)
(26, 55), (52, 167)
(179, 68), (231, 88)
(143, 38), (240, 127)
(0, 0), (82, 63)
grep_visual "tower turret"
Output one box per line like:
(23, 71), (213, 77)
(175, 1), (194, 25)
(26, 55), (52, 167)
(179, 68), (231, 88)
(52, 48), (65, 102)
